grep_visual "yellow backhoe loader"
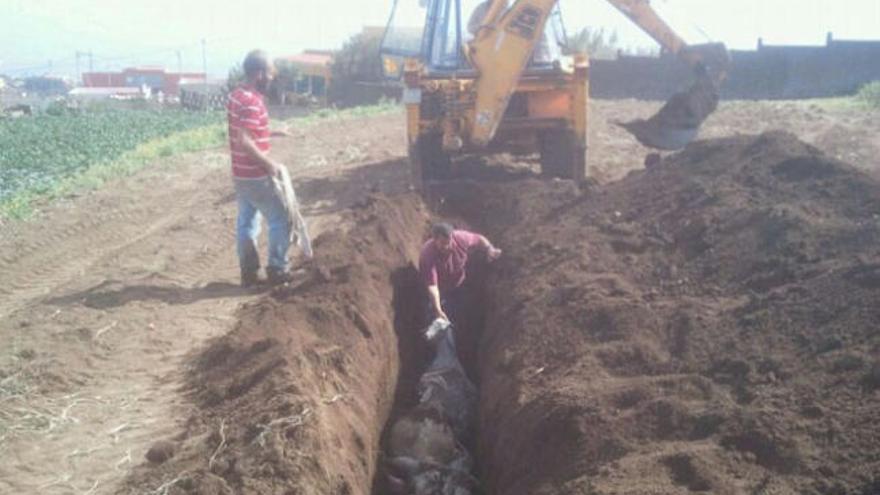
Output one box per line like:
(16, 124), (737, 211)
(380, 0), (730, 189)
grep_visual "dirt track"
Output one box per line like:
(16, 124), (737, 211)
(0, 113), (406, 494)
(1, 100), (879, 494)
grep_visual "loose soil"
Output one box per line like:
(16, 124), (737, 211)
(1, 100), (879, 495)
(434, 130), (880, 495)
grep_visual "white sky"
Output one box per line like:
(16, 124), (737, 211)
(1, 0), (878, 78)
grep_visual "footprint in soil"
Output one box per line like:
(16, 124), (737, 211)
(707, 358), (757, 404)
(844, 263), (880, 289)
(663, 453), (735, 494)
(145, 439), (177, 464)
(719, 427), (801, 474)
(862, 362), (880, 391)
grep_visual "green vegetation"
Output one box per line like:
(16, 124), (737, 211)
(811, 82), (880, 111)
(303, 98), (399, 122)
(329, 30), (386, 106)
(1, 109), (224, 219)
(0, 101), (401, 220)
(269, 59), (302, 104)
(856, 81), (880, 108)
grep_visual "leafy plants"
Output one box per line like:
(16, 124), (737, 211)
(856, 81), (880, 109)
(0, 108), (224, 218)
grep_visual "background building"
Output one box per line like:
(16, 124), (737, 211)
(278, 50), (334, 103)
(82, 67), (206, 96)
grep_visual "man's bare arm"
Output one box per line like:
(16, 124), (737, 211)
(427, 284), (449, 321)
(270, 123), (293, 138)
(476, 234), (502, 260)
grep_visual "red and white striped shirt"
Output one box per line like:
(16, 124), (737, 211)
(227, 85), (270, 178)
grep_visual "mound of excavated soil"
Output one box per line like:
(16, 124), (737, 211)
(119, 194), (431, 495)
(435, 131), (880, 495)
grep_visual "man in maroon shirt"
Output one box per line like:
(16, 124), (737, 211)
(419, 223), (502, 325)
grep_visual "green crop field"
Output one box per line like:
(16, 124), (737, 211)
(0, 101), (401, 220)
(0, 108), (225, 218)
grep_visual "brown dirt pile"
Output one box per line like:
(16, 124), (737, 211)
(119, 194), (430, 495)
(439, 131), (880, 494)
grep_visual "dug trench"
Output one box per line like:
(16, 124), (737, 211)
(122, 130), (880, 495)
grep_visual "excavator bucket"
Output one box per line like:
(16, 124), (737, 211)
(616, 71), (718, 150)
(616, 42), (729, 151)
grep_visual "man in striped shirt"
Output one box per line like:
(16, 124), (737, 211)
(228, 50), (292, 287)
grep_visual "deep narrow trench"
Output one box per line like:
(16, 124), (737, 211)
(371, 239), (492, 495)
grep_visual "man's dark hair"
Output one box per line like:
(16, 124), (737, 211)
(431, 222), (454, 239)
(243, 50), (270, 77)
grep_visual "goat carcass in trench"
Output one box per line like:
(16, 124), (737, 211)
(386, 319), (479, 494)
(418, 319), (478, 439)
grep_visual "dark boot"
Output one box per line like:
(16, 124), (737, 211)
(241, 269), (261, 288)
(266, 266), (293, 286)
(239, 239), (261, 288)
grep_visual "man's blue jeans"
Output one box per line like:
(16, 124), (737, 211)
(234, 177), (291, 275)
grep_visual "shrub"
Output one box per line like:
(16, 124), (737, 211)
(328, 30), (392, 107)
(856, 81), (880, 108)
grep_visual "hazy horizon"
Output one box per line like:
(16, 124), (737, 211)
(1, 0), (878, 80)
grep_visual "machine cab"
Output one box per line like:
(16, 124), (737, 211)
(381, 0), (568, 77)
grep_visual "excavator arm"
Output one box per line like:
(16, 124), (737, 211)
(467, 0), (560, 147)
(606, 0), (686, 57)
(607, 0), (730, 83)
(467, 0), (729, 150)
(605, 0), (730, 150)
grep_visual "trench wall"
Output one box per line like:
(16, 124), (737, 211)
(120, 193), (431, 495)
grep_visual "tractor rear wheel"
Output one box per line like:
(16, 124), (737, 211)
(409, 133), (451, 189)
(538, 130), (586, 182)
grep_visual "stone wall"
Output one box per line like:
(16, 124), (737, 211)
(590, 37), (880, 100)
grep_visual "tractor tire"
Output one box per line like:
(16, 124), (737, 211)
(539, 130), (586, 182)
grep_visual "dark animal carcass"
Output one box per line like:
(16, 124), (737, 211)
(386, 319), (479, 495)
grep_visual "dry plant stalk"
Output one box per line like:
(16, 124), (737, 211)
(208, 419), (227, 470)
(254, 407), (312, 448)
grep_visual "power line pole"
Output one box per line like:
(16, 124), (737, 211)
(200, 39), (209, 112)
(75, 50), (92, 86)
(201, 38), (207, 80)
(176, 50), (182, 74)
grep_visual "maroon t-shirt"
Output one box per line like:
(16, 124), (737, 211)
(419, 230), (482, 292)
